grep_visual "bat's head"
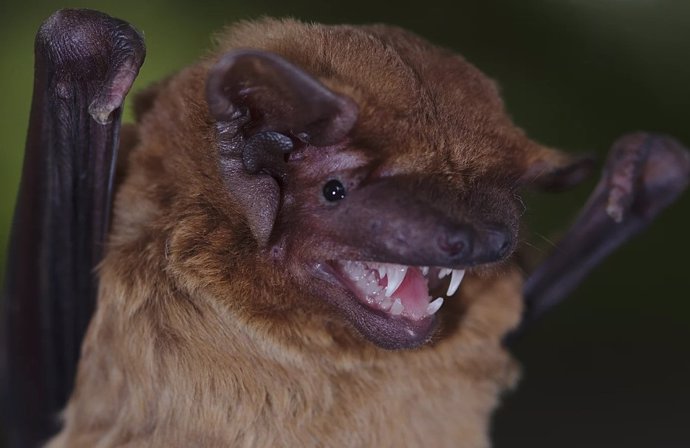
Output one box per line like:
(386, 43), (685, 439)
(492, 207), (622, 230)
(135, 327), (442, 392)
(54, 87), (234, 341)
(124, 19), (590, 350)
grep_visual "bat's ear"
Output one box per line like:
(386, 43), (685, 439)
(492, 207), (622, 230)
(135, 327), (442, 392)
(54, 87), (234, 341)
(205, 50), (358, 246)
(206, 50), (358, 145)
(520, 145), (596, 192)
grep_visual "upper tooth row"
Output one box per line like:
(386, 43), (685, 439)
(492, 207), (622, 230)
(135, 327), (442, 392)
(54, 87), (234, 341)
(446, 269), (465, 297)
(437, 268), (465, 297)
(368, 263), (466, 298)
(381, 265), (407, 297)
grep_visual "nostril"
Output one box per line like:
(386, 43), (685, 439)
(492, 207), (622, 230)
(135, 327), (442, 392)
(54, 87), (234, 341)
(437, 228), (473, 258)
(485, 226), (512, 259)
(498, 238), (511, 257)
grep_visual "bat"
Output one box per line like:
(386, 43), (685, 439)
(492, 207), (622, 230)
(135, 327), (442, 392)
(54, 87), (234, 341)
(1, 9), (688, 447)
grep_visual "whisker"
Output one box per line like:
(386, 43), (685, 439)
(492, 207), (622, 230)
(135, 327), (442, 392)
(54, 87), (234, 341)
(533, 232), (558, 249)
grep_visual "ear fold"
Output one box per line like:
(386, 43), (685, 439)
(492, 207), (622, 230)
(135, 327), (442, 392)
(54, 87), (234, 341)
(206, 50), (358, 145)
(520, 145), (596, 192)
(205, 50), (358, 245)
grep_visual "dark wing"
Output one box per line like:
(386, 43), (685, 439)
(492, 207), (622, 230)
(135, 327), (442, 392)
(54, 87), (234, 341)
(509, 133), (690, 341)
(1, 9), (145, 447)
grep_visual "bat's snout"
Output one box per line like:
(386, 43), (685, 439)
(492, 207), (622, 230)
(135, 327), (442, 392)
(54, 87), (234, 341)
(305, 178), (519, 350)
(322, 177), (518, 269)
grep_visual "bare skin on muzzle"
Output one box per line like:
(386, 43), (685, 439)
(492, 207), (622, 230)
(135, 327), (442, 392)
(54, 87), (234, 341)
(1, 9), (688, 448)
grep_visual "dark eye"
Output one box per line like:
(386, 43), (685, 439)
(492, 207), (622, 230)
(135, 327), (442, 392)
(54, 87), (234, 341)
(323, 179), (346, 202)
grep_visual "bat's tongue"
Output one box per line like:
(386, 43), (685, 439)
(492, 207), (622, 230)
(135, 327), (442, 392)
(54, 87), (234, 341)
(385, 267), (432, 319)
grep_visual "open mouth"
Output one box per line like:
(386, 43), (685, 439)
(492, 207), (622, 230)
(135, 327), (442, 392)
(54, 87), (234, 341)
(334, 261), (465, 321)
(317, 260), (467, 349)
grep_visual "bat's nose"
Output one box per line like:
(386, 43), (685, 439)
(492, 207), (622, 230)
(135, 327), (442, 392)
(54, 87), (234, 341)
(474, 224), (513, 263)
(438, 224), (513, 266)
(437, 225), (475, 260)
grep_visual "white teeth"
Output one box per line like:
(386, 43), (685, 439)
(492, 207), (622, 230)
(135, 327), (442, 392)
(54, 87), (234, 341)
(438, 268), (452, 279)
(342, 261), (466, 319)
(446, 269), (465, 297)
(380, 297), (393, 311)
(385, 266), (407, 297)
(426, 297), (444, 315)
(377, 264), (387, 282)
(390, 298), (404, 315)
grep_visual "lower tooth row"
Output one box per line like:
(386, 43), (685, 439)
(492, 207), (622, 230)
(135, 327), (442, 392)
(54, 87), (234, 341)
(380, 297), (444, 317)
(426, 297), (444, 315)
(390, 299), (404, 316)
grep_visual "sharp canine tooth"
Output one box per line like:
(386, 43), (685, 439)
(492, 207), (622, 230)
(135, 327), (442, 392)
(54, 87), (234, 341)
(438, 268), (452, 279)
(421, 266), (429, 276)
(390, 298), (404, 315)
(446, 269), (465, 297)
(378, 264), (387, 282)
(385, 266), (407, 297)
(426, 297), (444, 315)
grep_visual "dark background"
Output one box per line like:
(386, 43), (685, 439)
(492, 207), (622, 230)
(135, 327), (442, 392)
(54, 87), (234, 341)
(1, 1), (689, 446)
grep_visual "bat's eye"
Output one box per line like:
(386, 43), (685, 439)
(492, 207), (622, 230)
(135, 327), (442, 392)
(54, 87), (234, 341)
(323, 179), (346, 202)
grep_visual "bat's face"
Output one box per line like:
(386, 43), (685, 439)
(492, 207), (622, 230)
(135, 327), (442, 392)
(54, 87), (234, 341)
(272, 107), (526, 348)
(129, 20), (587, 350)
(279, 150), (520, 344)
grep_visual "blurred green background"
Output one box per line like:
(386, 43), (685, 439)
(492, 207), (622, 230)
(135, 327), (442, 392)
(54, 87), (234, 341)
(1, 1), (689, 447)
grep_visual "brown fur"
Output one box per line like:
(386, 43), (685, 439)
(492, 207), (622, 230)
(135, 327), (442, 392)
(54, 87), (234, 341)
(48, 19), (576, 447)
